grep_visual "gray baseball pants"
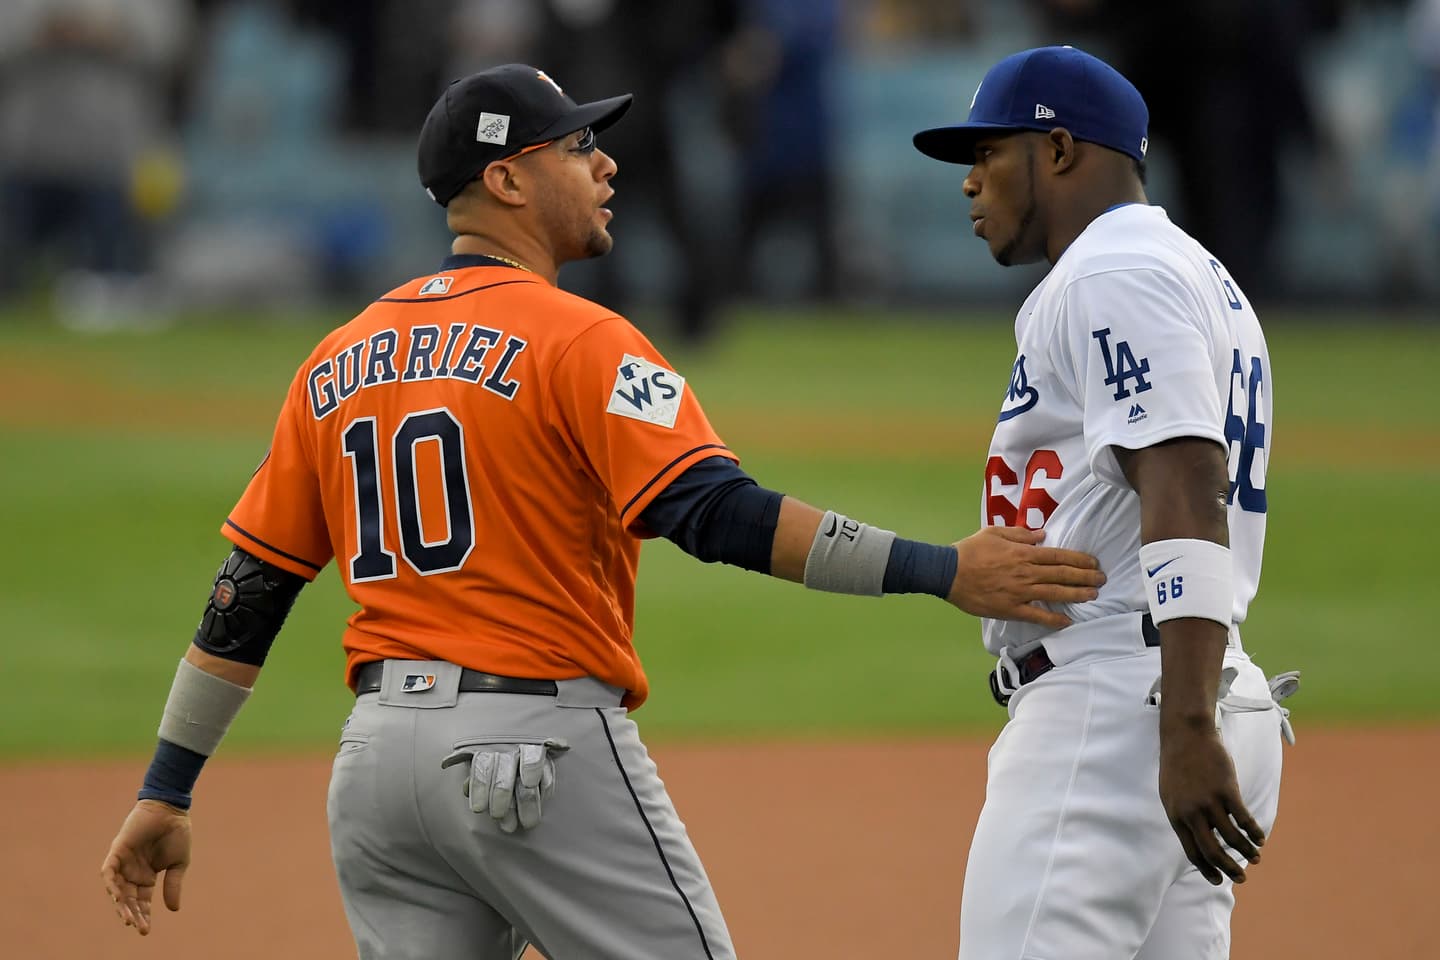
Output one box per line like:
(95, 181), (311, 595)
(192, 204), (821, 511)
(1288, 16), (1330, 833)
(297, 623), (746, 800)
(327, 660), (736, 960)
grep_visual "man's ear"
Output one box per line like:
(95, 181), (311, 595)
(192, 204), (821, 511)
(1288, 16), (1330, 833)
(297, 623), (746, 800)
(480, 161), (527, 207)
(1048, 128), (1077, 173)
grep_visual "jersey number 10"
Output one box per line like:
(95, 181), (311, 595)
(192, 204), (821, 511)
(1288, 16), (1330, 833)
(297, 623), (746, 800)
(342, 408), (476, 582)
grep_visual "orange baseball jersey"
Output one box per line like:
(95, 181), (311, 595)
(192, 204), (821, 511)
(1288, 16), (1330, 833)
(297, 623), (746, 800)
(222, 262), (738, 707)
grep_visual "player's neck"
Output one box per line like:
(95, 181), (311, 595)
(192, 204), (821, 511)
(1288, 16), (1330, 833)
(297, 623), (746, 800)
(451, 233), (558, 285)
(1046, 184), (1149, 264)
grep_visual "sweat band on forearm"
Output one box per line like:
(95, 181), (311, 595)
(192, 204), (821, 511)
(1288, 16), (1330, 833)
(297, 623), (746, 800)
(882, 537), (958, 598)
(138, 739), (208, 810)
(156, 657), (253, 757)
(140, 658), (253, 810)
(1138, 537), (1234, 627)
(803, 511), (897, 596)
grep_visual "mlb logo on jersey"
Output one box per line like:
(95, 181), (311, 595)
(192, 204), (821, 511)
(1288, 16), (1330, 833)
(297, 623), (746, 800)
(402, 673), (437, 693)
(418, 276), (453, 296)
(606, 354), (686, 428)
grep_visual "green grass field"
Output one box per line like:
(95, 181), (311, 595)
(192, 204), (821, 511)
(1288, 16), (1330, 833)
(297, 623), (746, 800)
(2, 306), (1436, 759)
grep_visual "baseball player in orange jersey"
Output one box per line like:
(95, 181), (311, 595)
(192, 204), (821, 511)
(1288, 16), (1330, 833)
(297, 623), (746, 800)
(100, 64), (1106, 959)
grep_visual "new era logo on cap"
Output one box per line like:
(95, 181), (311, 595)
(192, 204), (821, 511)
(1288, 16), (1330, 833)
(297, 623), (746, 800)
(1035, 104), (1056, 120)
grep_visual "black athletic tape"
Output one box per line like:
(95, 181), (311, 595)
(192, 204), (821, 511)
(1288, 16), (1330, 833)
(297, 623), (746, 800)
(193, 547), (306, 666)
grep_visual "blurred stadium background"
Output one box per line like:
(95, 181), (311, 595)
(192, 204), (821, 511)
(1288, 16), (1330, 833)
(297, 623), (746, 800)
(1, 0), (1438, 328)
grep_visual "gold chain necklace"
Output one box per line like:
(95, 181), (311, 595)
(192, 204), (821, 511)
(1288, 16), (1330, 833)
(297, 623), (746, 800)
(484, 253), (532, 273)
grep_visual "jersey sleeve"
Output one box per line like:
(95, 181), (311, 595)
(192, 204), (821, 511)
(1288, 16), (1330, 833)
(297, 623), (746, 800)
(1055, 267), (1226, 489)
(221, 364), (333, 580)
(547, 318), (739, 534)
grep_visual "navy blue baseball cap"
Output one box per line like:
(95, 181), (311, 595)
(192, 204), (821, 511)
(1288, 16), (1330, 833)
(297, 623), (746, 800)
(418, 64), (632, 206)
(914, 46), (1149, 165)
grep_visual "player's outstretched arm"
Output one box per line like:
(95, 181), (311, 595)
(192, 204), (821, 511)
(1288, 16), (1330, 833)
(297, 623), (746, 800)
(101, 547), (303, 934)
(770, 496), (1103, 627)
(642, 457), (1103, 622)
(1117, 437), (1265, 887)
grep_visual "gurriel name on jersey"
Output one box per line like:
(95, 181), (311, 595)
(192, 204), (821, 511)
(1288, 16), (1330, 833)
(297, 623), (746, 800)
(308, 323), (529, 421)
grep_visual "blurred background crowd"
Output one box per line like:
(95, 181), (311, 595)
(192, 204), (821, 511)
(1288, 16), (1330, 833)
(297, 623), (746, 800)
(1, 0), (1436, 341)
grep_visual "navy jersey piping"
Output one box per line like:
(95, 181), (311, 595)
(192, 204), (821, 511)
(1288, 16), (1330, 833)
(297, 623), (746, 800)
(223, 519), (325, 573)
(620, 444), (732, 521)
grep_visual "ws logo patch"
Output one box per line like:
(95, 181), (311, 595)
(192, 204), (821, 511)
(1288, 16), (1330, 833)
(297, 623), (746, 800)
(606, 354), (686, 428)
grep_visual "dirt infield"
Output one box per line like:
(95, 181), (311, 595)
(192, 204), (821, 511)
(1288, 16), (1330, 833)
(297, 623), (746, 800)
(3, 728), (1433, 959)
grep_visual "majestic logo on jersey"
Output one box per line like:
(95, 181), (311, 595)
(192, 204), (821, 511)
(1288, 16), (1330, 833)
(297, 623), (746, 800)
(476, 112), (510, 145)
(1127, 403), (1147, 424)
(607, 355), (685, 428)
(1091, 328), (1153, 401)
(402, 673), (437, 693)
(418, 276), (453, 296)
(997, 354), (1040, 422)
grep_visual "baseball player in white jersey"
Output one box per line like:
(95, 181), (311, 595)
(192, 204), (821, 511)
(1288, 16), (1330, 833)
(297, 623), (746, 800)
(914, 46), (1298, 959)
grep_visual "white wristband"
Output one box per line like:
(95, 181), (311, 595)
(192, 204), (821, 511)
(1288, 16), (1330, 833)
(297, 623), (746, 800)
(1138, 538), (1233, 627)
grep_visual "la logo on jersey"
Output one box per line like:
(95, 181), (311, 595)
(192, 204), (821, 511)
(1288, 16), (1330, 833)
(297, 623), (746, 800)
(606, 354), (685, 428)
(1091, 327), (1152, 401)
(402, 673), (437, 693)
(418, 276), (453, 296)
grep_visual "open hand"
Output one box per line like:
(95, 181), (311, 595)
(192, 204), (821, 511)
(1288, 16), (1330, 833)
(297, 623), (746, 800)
(100, 799), (192, 935)
(1159, 726), (1265, 885)
(947, 526), (1104, 627)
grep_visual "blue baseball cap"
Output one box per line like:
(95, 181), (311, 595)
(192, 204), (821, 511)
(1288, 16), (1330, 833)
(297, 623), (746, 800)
(913, 46), (1149, 165)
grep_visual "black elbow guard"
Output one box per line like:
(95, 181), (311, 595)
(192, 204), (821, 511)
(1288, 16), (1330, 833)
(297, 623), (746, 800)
(194, 547), (306, 666)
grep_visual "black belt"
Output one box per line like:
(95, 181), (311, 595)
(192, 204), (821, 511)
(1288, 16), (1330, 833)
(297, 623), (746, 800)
(354, 661), (558, 698)
(989, 613), (1161, 707)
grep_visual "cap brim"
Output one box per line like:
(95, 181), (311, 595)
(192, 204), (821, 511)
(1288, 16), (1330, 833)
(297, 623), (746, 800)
(533, 93), (633, 143)
(913, 122), (1027, 165)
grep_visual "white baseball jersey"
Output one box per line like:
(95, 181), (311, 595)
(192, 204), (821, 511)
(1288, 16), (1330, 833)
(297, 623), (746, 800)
(981, 203), (1272, 657)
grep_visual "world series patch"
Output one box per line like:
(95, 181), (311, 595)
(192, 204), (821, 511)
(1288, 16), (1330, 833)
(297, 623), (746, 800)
(606, 354), (685, 428)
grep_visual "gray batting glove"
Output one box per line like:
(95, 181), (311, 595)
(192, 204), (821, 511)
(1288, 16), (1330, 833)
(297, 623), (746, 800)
(441, 739), (569, 833)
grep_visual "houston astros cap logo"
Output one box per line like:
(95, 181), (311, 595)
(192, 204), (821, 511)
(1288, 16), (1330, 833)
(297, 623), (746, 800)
(535, 70), (564, 97)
